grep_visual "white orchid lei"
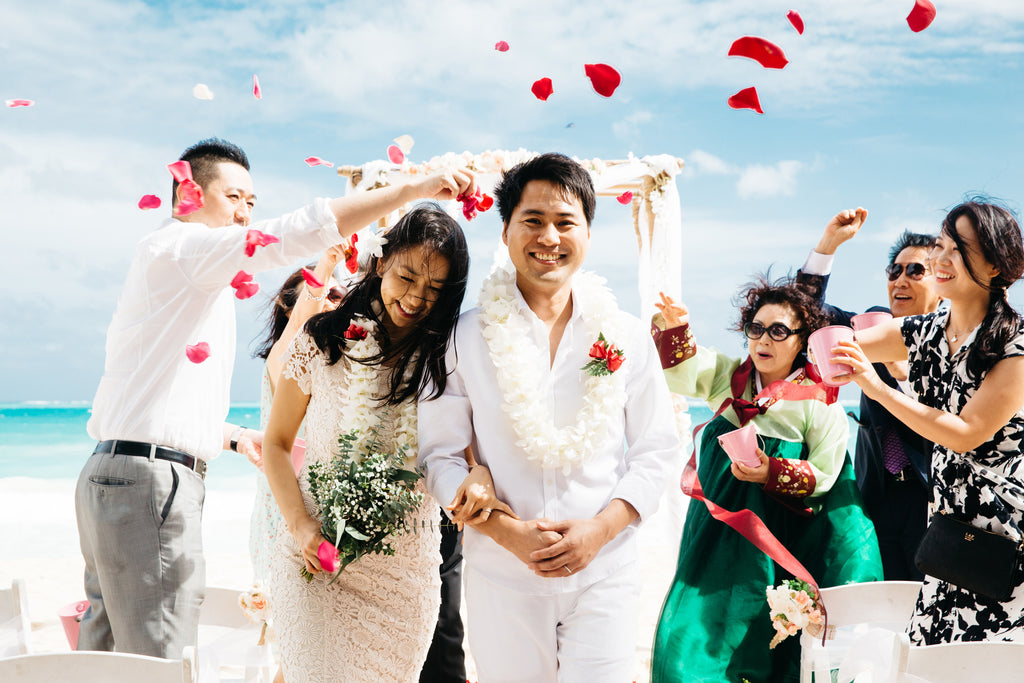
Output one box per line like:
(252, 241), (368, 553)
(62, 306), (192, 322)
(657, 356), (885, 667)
(478, 262), (629, 473)
(337, 315), (417, 469)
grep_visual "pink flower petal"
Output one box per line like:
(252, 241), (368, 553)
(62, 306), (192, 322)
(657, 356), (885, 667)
(253, 74), (262, 99)
(5, 99), (34, 108)
(728, 86), (764, 114)
(907, 0), (937, 32)
(244, 229), (280, 257)
(616, 191), (633, 205)
(531, 77), (554, 101)
(230, 270), (254, 288)
(234, 282), (260, 300)
(167, 160), (194, 183)
(787, 10), (804, 35)
(318, 541), (339, 573)
(494, 40), (510, 52)
(304, 156), (334, 168)
(185, 342), (211, 363)
(728, 36), (789, 69)
(387, 145), (405, 164)
(175, 179), (205, 216)
(584, 64), (622, 97)
(301, 267), (324, 288)
(138, 194), (162, 210)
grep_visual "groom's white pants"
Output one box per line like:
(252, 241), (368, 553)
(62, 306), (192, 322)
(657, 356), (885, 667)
(464, 561), (639, 683)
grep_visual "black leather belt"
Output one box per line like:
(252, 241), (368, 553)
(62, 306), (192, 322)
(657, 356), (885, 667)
(94, 440), (207, 479)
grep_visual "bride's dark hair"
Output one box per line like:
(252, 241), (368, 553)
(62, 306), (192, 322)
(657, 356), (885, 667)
(304, 203), (469, 405)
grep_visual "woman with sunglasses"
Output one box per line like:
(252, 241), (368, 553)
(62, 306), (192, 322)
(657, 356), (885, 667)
(833, 199), (1024, 644)
(650, 277), (882, 682)
(249, 246), (350, 589)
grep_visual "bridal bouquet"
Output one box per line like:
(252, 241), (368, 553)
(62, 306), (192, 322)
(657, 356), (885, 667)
(238, 584), (271, 645)
(765, 579), (824, 648)
(301, 428), (423, 582)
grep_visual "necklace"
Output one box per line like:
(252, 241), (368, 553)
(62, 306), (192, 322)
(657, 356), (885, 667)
(478, 263), (629, 473)
(338, 316), (417, 467)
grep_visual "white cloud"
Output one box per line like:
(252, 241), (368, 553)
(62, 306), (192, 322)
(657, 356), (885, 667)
(683, 149), (735, 178)
(612, 110), (653, 141)
(736, 160), (804, 199)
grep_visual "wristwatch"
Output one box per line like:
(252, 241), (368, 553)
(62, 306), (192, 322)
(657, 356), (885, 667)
(230, 426), (245, 452)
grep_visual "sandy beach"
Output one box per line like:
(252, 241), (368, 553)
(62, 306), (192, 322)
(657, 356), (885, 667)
(0, 469), (688, 680)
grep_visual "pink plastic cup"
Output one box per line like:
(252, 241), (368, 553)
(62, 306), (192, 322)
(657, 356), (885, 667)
(57, 599), (89, 650)
(851, 311), (893, 331)
(717, 423), (763, 468)
(808, 325), (856, 387)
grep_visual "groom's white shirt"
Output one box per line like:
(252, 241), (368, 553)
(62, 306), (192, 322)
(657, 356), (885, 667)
(418, 281), (679, 595)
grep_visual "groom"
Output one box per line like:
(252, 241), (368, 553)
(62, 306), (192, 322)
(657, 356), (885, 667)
(418, 153), (679, 681)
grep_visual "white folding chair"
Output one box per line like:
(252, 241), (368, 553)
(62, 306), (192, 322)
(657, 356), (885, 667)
(897, 632), (1024, 682)
(0, 645), (197, 682)
(799, 580), (922, 683)
(0, 578), (32, 656)
(197, 587), (274, 683)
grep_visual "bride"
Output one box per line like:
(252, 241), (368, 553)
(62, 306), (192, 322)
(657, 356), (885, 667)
(262, 202), (504, 682)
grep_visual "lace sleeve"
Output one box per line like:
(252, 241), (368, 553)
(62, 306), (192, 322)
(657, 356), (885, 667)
(282, 330), (320, 395)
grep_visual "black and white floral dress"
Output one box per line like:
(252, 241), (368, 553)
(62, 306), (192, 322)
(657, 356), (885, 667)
(903, 310), (1024, 644)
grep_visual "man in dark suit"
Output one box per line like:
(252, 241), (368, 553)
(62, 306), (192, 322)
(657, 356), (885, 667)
(796, 209), (941, 580)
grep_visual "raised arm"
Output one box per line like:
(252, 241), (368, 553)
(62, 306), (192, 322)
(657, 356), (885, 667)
(833, 339), (1024, 452)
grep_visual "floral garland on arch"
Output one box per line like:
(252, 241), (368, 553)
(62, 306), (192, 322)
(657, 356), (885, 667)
(479, 263), (629, 473)
(337, 316), (417, 469)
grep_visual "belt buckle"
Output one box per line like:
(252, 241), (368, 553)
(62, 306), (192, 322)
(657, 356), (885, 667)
(194, 459), (208, 479)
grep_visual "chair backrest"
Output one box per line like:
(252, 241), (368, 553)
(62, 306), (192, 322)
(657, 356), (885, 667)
(900, 637), (1024, 682)
(799, 581), (922, 683)
(817, 581), (921, 627)
(199, 587), (250, 629)
(0, 645), (197, 683)
(0, 578), (32, 656)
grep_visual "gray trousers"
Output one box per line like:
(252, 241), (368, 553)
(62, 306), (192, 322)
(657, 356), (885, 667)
(74, 450), (206, 658)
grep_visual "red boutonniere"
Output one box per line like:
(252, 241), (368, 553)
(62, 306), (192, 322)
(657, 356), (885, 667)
(344, 324), (367, 341)
(582, 332), (625, 376)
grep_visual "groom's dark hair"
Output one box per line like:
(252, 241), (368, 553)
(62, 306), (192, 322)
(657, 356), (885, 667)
(495, 152), (596, 227)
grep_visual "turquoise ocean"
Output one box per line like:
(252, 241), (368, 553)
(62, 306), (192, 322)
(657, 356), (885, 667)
(0, 401), (860, 481)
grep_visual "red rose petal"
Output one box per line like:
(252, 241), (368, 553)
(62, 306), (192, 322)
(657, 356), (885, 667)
(231, 270), (254, 287)
(234, 282), (260, 300)
(185, 342), (211, 363)
(304, 156), (334, 168)
(728, 36), (789, 69)
(138, 194), (162, 210)
(387, 145), (404, 164)
(344, 234), (359, 273)
(175, 179), (205, 216)
(167, 160), (193, 183)
(5, 99), (34, 108)
(584, 64), (622, 97)
(531, 77), (554, 101)
(907, 0), (936, 32)
(477, 193), (494, 211)
(616, 191), (633, 205)
(728, 87), (764, 114)
(244, 229), (280, 257)
(787, 10), (804, 35)
(253, 74), (262, 99)
(495, 40), (510, 52)
(301, 267), (324, 288)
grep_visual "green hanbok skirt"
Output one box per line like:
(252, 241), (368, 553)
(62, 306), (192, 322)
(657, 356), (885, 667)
(651, 414), (883, 683)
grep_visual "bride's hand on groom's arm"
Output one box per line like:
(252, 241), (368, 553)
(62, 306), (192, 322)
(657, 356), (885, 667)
(448, 465), (518, 530)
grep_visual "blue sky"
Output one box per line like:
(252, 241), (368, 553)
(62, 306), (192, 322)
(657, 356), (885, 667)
(2, 0), (1024, 402)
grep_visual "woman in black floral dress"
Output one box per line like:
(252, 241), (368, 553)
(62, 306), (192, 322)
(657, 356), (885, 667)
(832, 199), (1024, 643)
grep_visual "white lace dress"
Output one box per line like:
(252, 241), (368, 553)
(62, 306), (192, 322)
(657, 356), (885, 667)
(267, 331), (441, 682)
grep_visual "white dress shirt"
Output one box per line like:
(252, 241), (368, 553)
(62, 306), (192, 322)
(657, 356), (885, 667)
(418, 282), (679, 595)
(88, 200), (340, 461)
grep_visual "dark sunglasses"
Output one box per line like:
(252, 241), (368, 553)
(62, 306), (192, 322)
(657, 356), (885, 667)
(885, 262), (928, 281)
(326, 286), (347, 304)
(743, 321), (803, 342)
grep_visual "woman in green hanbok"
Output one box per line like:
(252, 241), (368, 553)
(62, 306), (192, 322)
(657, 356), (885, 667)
(650, 277), (882, 682)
